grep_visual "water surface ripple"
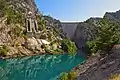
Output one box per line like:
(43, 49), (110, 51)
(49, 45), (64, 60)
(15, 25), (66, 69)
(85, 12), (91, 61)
(0, 54), (85, 80)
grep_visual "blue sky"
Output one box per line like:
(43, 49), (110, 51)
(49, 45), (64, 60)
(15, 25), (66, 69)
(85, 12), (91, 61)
(35, 0), (120, 22)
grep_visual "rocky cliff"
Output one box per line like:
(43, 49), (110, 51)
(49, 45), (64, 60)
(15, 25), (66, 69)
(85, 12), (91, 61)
(72, 10), (120, 50)
(0, 0), (67, 58)
(104, 10), (120, 21)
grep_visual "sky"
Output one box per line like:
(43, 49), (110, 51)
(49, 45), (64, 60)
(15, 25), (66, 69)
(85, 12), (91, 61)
(35, 0), (120, 22)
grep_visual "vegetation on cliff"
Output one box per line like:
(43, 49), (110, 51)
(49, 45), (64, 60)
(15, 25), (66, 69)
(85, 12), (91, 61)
(0, 0), (77, 57)
(61, 38), (77, 55)
(0, 45), (9, 56)
(74, 10), (120, 80)
(87, 18), (120, 55)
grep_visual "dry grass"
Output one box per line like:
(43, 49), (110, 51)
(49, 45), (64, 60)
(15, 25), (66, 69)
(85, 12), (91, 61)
(109, 74), (120, 80)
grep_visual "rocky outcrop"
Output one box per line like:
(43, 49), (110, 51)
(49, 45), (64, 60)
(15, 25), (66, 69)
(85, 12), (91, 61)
(75, 45), (120, 80)
(9, 0), (38, 14)
(73, 23), (93, 49)
(43, 16), (66, 38)
(104, 10), (120, 21)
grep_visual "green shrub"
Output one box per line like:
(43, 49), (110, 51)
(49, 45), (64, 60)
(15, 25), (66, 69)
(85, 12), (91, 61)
(61, 39), (77, 55)
(40, 34), (47, 39)
(0, 0), (7, 17)
(59, 71), (77, 80)
(53, 49), (63, 54)
(59, 72), (68, 80)
(0, 45), (9, 56)
(10, 26), (22, 37)
(5, 5), (25, 25)
(37, 16), (46, 31)
(67, 71), (77, 80)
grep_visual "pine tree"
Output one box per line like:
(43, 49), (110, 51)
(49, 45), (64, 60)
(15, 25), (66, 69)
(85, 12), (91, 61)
(87, 18), (120, 55)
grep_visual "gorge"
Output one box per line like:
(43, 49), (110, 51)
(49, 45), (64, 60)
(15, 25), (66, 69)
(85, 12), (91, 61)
(0, 0), (120, 80)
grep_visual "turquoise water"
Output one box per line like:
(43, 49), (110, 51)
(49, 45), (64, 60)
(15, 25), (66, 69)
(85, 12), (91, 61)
(0, 54), (85, 80)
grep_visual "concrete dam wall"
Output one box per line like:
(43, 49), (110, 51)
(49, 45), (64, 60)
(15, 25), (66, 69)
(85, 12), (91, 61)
(61, 22), (87, 50)
(61, 22), (79, 39)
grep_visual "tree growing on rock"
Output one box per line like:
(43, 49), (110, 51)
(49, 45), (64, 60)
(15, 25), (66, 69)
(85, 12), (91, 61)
(61, 38), (77, 55)
(87, 18), (120, 55)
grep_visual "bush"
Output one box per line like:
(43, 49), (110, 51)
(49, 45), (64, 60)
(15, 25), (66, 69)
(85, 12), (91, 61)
(53, 49), (63, 54)
(10, 25), (22, 37)
(61, 39), (77, 55)
(5, 5), (25, 25)
(87, 18), (120, 55)
(0, 45), (9, 56)
(67, 71), (77, 80)
(59, 72), (68, 80)
(59, 71), (77, 80)
(37, 16), (46, 31)
(0, 0), (7, 17)
(40, 34), (47, 39)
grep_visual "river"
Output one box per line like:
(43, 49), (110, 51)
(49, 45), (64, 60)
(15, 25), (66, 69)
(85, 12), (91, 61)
(0, 53), (85, 80)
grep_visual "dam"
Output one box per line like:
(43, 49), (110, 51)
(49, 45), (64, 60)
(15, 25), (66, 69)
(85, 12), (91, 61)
(61, 22), (87, 50)
(61, 22), (79, 40)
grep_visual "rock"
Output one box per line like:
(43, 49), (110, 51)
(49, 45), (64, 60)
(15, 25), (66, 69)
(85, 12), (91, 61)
(52, 43), (58, 50)
(40, 39), (50, 45)
(104, 10), (120, 21)
(76, 47), (120, 80)
(8, 47), (19, 55)
(25, 37), (40, 50)
(17, 46), (33, 55)
(73, 23), (94, 49)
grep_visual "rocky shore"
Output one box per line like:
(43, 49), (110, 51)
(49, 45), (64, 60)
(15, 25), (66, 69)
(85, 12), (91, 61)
(74, 45), (120, 80)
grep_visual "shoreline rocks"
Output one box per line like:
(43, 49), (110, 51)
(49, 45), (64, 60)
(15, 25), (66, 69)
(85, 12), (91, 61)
(74, 45), (120, 80)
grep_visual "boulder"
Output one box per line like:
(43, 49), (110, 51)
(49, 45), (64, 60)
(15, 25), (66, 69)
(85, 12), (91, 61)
(25, 37), (40, 50)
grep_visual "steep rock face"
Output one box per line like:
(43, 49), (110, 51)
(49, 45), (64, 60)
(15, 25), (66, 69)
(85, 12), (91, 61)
(73, 23), (91, 49)
(43, 16), (65, 38)
(104, 10), (120, 21)
(0, 0), (66, 58)
(73, 18), (101, 49)
(9, 0), (38, 13)
(0, 0), (39, 57)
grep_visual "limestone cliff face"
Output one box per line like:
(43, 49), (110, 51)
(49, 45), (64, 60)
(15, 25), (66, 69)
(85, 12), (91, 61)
(104, 10), (120, 21)
(73, 18), (101, 49)
(0, 0), (65, 58)
(9, 0), (38, 13)
(73, 23), (92, 49)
